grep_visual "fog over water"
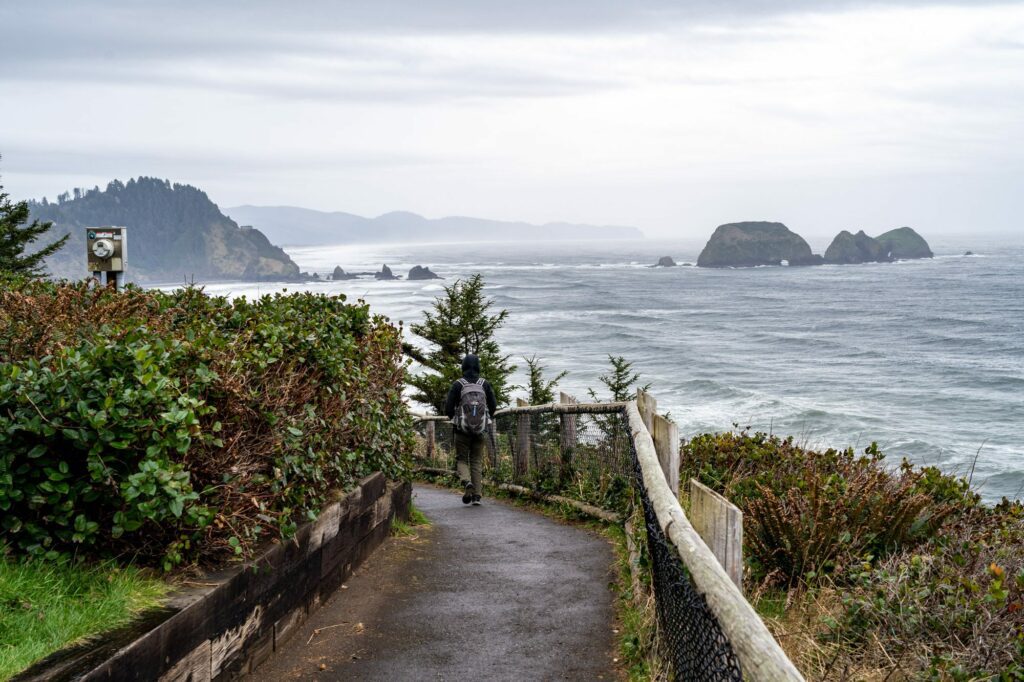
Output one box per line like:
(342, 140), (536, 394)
(178, 236), (1024, 503)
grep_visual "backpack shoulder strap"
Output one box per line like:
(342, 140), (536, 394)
(476, 378), (484, 385)
(458, 378), (469, 387)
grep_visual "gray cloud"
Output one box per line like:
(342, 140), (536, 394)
(0, 144), (447, 180)
(3, 0), (1023, 236)
(3, 1), (1019, 103)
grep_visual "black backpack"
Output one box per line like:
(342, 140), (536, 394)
(454, 378), (489, 435)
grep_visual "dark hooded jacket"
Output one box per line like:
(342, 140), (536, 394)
(445, 354), (498, 419)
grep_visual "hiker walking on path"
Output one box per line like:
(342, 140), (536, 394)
(445, 354), (497, 506)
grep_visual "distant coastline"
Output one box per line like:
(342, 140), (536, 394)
(225, 205), (644, 246)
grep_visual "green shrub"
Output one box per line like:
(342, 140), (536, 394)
(683, 429), (1022, 679)
(831, 500), (1024, 678)
(0, 280), (412, 567)
(681, 430), (973, 586)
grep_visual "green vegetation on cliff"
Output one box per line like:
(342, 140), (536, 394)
(29, 178), (299, 282)
(696, 222), (820, 268)
(0, 279), (411, 567)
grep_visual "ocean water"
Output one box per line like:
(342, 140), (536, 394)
(186, 236), (1024, 502)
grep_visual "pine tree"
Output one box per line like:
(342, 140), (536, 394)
(588, 355), (649, 402)
(0, 181), (68, 278)
(407, 273), (515, 413)
(523, 355), (568, 405)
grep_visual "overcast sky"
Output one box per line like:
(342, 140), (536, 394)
(1, 0), (1022, 239)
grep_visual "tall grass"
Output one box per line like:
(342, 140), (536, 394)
(0, 558), (168, 680)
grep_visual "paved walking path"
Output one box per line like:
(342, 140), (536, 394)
(253, 484), (619, 681)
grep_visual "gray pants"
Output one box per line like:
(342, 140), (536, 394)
(454, 429), (485, 495)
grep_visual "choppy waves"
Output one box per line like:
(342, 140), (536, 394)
(186, 238), (1024, 502)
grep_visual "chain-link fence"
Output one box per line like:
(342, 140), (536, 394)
(412, 402), (797, 682)
(629, 427), (744, 681)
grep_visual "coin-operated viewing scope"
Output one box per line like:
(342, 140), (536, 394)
(86, 227), (127, 289)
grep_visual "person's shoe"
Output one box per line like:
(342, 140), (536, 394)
(471, 494), (482, 506)
(462, 483), (474, 505)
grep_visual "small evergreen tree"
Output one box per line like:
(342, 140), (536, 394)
(408, 273), (515, 413)
(588, 355), (649, 402)
(0, 181), (68, 278)
(523, 355), (568, 405)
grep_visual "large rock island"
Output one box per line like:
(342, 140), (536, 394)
(824, 230), (891, 264)
(823, 226), (933, 264)
(697, 222), (934, 268)
(696, 222), (820, 268)
(876, 226), (933, 259)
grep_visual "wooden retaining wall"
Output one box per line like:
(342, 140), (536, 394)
(17, 474), (411, 682)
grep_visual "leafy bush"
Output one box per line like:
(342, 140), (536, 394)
(681, 430), (973, 586)
(832, 500), (1024, 679)
(682, 429), (1024, 679)
(0, 279), (412, 567)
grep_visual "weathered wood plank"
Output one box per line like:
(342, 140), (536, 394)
(493, 400), (629, 416)
(651, 414), (680, 495)
(159, 639), (211, 682)
(636, 389), (657, 433)
(689, 479), (743, 590)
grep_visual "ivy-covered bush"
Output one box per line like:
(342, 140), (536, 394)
(0, 279), (412, 568)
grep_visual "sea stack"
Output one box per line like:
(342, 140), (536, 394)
(696, 222), (821, 268)
(374, 264), (399, 280)
(331, 266), (358, 280)
(823, 230), (892, 264)
(653, 256), (677, 267)
(408, 265), (442, 280)
(875, 227), (933, 259)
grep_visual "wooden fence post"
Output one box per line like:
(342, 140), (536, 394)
(689, 479), (744, 591)
(486, 421), (498, 469)
(637, 390), (679, 495)
(425, 420), (436, 462)
(636, 389), (657, 434)
(652, 414), (680, 496)
(515, 398), (531, 479)
(559, 392), (577, 485)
